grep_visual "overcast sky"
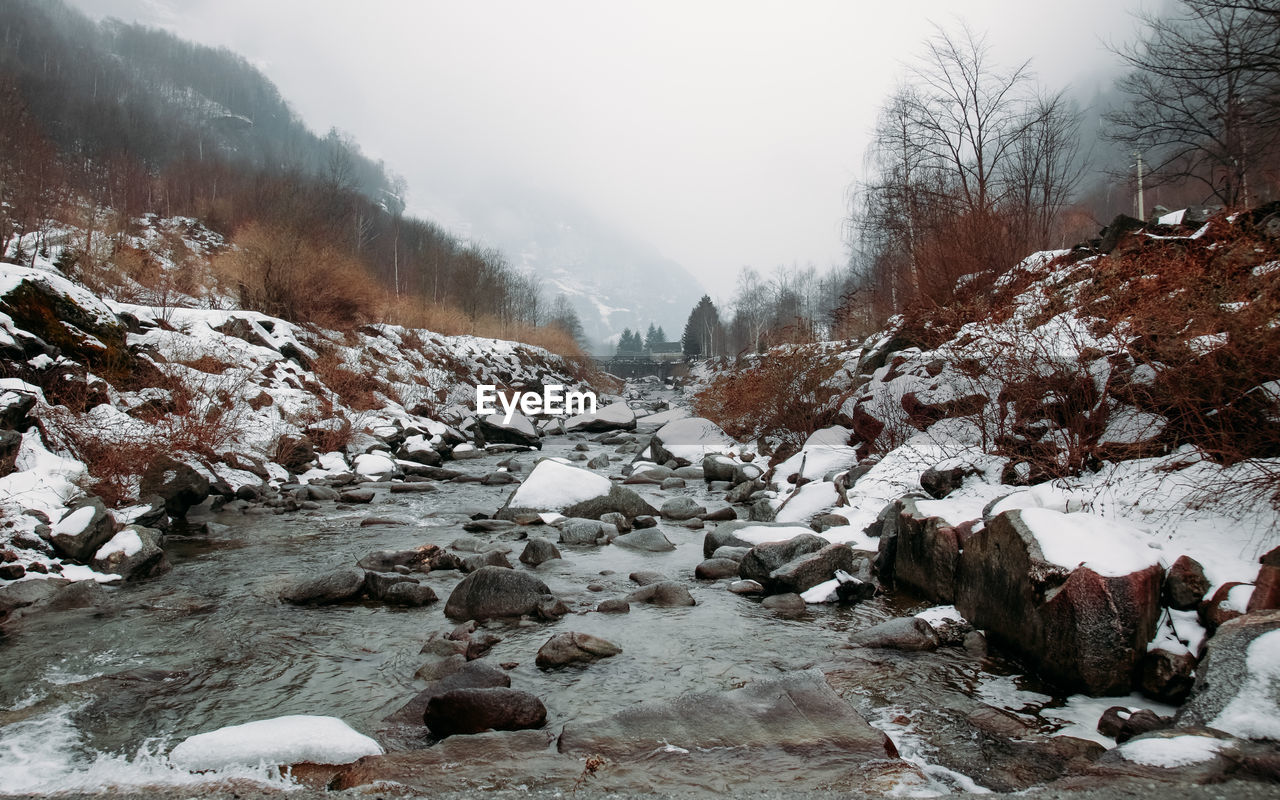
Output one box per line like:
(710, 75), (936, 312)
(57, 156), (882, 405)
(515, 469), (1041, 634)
(75, 0), (1151, 287)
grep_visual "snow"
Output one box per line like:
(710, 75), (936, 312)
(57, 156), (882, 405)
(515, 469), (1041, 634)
(1118, 735), (1227, 767)
(1157, 209), (1187, 226)
(353, 453), (396, 477)
(564, 402), (635, 432)
(731, 525), (816, 546)
(915, 605), (965, 628)
(1017, 508), (1163, 577)
(801, 578), (840, 603)
(635, 406), (691, 427)
(505, 459), (612, 510)
(1223, 584), (1254, 613)
(653, 417), (742, 461)
(773, 443), (861, 484)
(773, 480), (840, 523)
(94, 530), (143, 560)
(51, 506), (95, 538)
(483, 413), (536, 437)
(1099, 406), (1166, 445)
(1210, 629), (1280, 740)
(168, 715), (383, 770)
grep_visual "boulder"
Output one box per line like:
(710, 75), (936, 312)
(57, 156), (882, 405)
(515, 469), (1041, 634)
(46, 498), (116, 563)
(768, 543), (856, 594)
(356, 544), (461, 574)
(695, 558), (740, 580)
(612, 528), (675, 552)
(629, 570), (667, 586)
(519, 538), (561, 567)
(955, 509), (1164, 695)
(626, 581), (695, 607)
(849, 617), (940, 651)
(1249, 565), (1280, 613)
(535, 632), (622, 668)
(650, 418), (738, 466)
(702, 520), (790, 558)
(382, 582), (438, 607)
(381, 660), (510, 745)
(738, 533), (828, 586)
(596, 598), (630, 613)
(890, 497), (965, 603)
(557, 518), (617, 546)
(1164, 555), (1211, 611)
(424, 688), (547, 737)
(89, 525), (169, 581)
(562, 485), (658, 521)
(564, 403), (636, 433)
(363, 571), (417, 600)
(761, 593), (806, 614)
(919, 465), (972, 499)
(660, 497), (705, 521)
(275, 435), (316, 473)
(1139, 648), (1197, 704)
(461, 551), (513, 573)
(0, 429), (21, 477)
(1178, 610), (1280, 739)
(280, 568), (367, 605)
(476, 414), (541, 450)
(729, 579), (764, 594)
(702, 454), (764, 486)
(443, 566), (559, 621)
(1200, 582), (1253, 631)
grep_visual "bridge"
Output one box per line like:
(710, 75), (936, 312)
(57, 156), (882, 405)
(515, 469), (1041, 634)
(593, 354), (692, 379)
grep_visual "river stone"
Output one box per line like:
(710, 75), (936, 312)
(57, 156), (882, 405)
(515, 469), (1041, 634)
(1177, 609), (1280, 739)
(587, 454), (610, 469)
(356, 544), (461, 574)
(46, 498), (116, 563)
(280, 567), (367, 605)
(660, 496), (705, 521)
(1139, 648), (1197, 704)
(955, 509), (1164, 695)
(558, 669), (896, 766)
(1164, 555), (1211, 610)
(596, 598), (630, 613)
(443, 566), (557, 621)
(558, 518), (616, 546)
(629, 570), (667, 586)
(890, 497), (964, 603)
(519, 538), (561, 566)
(364, 571), (417, 600)
(627, 581), (695, 607)
(562, 485), (658, 521)
(89, 525), (169, 581)
(700, 506), (737, 522)
(761, 593), (805, 614)
(738, 533), (828, 585)
(383, 582), (438, 607)
(339, 488), (375, 504)
(695, 558), (740, 580)
(535, 632), (622, 668)
(613, 528), (675, 552)
(0, 577), (69, 616)
(140, 454), (211, 518)
(461, 550), (513, 572)
(767, 543), (855, 594)
(849, 617), (940, 651)
(424, 688), (547, 737)
(600, 512), (631, 532)
(701, 521), (772, 558)
(729, 579), (764, 595)
(383, 660), (512, 740)
(330, 730), (567, 791)
(476, 414), (541, 450)
(660, 477), (686, 490)
(632, 515), (658, 529)
(463, 519), (517, 533)
(702, 453), (763, 486)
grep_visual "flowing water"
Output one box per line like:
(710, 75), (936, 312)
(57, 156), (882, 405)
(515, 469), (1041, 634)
(0, 389), (1129, 795)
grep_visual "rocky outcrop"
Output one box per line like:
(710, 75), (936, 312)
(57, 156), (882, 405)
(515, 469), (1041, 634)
(139, 455), (210, 519)
(955, 509), (1164, 695)
(1178, 610), (1280, 739)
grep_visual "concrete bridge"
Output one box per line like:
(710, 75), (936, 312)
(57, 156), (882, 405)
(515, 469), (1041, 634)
(594, 354), (692, 380)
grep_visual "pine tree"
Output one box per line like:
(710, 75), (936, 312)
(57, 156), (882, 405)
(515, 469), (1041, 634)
(617, 327), (634, 354)
(655, 325), (666, 344)
(644, 323), (659, 351)
(681, 295), (724, 357)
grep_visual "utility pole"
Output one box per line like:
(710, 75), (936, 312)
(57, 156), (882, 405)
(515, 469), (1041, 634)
(1133, 151), (1145, 221)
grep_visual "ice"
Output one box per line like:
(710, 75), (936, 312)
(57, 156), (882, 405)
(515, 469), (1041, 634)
(1018, 508), (1162, 577)
(168, 714), (383, 770)
(505, 459), (612, 509)
(1210, 629), (1280, 739)
(1117, 735), (1227, 767)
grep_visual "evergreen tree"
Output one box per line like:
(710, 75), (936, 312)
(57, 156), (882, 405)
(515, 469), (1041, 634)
(644, 323), (659, 351)
(617, 327), (635, 354)
(655, 325), (666, 343)
(681, 295), (725, 357)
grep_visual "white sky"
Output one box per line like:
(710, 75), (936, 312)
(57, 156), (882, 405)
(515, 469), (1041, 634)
(74, 0), (1151, 287)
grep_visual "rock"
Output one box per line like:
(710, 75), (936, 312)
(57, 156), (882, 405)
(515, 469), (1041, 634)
(139, 456), (212, 519)
(725, 478), (762, 504)
(519, 538), (561, 566)
(1200, 581), (1252, 631)
(381, 660), (510, 744)
(585, 454), (609, 469)
(729, 579), (764, 594)
(89, 525), (169, 581)
(600, 512), (631, 532)
(275, 435), (316, 473)
(632, 515), (658, 529)
(888, 497), (964, 603)
(1164, 555), (1211, 610)
(1139, 648), (1197, 704)
(364, 571), (417, 600)
(596, 598), (630, 613)
(811, 513), (849, 532)
(702, 521), (778, 557)
(955, 509), (1164, 695)
(46, 498), (116, 563)
(649, 418), (738, 466)
(712, 545), (750, 562)
(280, 568), (367, 605)
(564, 403), (637, 433)
(1178, 609), (1280, 739)
(660, 476), (686, 489)
(738, 533), (828, 586)
(339, 488), (375, 504)
(0, 429), (21, 477)
(761, 593), (805, 614)
(0, 578), (68, 616)
(381, 582), (437, 607)
(461, 551), (513, 572)
(476, 414), (541, 450)
(443, 566), (558, 621)
(660, 496), (705, 521)
(1113, 709), (1172, 743)
(626, 581), (695, 607)
(331, 730), (566, 791)
(629, 570), (667, 586)
(562, 485), (658, 520)
(612, 528), (675, 552)
(702, 453), (764, 486)
(695, 558), (740, 580)
(0, 563), (24, 580)
(767, 543), (855, 595)
(700, 506), (737, 522)
(535, 632), (622, 668)
(557, 518), (617, 546)
(1249, 565), (1280, 612)
(558, 670), (898, 787)
(919, 465), (973, 499)
(849, 617), (940, 651)
(356, 544), (461, 574)
(424, 688), (547, 737)
(748, 498), (777, 522)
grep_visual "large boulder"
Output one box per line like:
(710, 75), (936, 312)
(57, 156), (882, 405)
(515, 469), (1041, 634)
(562, 485), (657, 520)
(476, 414), (541, 450)
(423, 688), (547, 737)
(46, 498), (116, 562)
(768, 543), (856, 595)
(650, 417), (738, 466)
(563, 403), (636, 433)
(849, 617), (940, 651)
(535, 632), (622, 668)
(518, 538), (561, 566)
(90, 525), (169, 581)
(443, 566), (559, 621)
(497, 460), (656, 520)
(280, 568), (367, 605)
(626, 581), (695, 607)
(1178, 610), (1280, 739)
(356, 544), (461, 574)
(558, 670), (902, 790)
(738, 533), (828, 586)
(139, 455), (211, 519)
(612, 528), (675, 552)
(557, 518), (617, 546)
(889, 497), (966, 603)
(702, 454), (764, 486)
(955, 509), (1164, 695)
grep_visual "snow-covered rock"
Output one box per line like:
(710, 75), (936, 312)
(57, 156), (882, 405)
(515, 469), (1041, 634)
(169, 715), (383, 770)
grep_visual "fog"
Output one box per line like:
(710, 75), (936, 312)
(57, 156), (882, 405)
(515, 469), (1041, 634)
(73, 0), (1151, 288)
